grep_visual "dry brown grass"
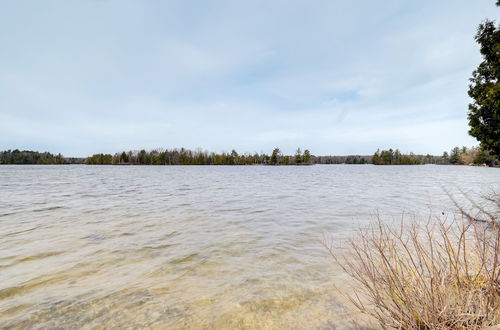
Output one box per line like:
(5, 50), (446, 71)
(326, 196), (500, 329)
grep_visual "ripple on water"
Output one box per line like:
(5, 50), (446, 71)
(0, 165), (498, 328)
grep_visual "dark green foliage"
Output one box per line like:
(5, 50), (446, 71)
(449, 147), (462, 164)
(468, 7), (500, 157)
(119, 152), (129, 163)
(345, 155), (367, 164)
(442, 151), (449, 163)
(228, 150), (239, 165)
(7, 147), (492, 167)
(314, 155), (371, 164)
(373, 149), (438, 165)
(270, 148), (281, 165)
(85, 153), (113, 165)
(0, 149), (75, 164)
(303, 149), (311, 164)
(82, 147), (314, 166)
(372, 146), (498, 166)
(295, 148), (302, 164)
(474, 147), (498, 166)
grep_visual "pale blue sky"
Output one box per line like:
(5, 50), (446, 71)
(0, 1), (497, 156)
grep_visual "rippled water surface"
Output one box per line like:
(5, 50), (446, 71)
(0, 165), (499, 329)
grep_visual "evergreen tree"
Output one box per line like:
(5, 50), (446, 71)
(474, 147), (497, 165)
(373, 149), (381, 165)
(449, 147), (462, 164)
(294, 148), (302, 164)
(303, 149), (311, 164)
(442, 151), (449, 164)
(468, 2), (500, 157)
(120, 152), (129, 163)
(270, 148), (280, 165)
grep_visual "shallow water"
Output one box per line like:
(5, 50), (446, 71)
(0, 165), (498, 329)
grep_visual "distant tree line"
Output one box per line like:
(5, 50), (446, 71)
(1, 146), (497, 166)
(85, 147), (313, 166)
(373, 146), (498, 166)
(443, 146), (498, 166)
(0, 149), (83, 164)
(313, 155), (370, 164)
(85, 148), (375, 165)
(372, 149), (432, 165)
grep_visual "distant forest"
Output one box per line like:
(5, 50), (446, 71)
(85, 148), (314, 165)
(373, 146), (498, 166)
(0, 150), (83, 165)
(0, 146), (497, 166)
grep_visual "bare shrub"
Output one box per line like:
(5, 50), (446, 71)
(447, 188), (500, 226)
(326, 202), (500, 329)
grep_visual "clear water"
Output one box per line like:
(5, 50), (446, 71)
(0, 165), (498, 328)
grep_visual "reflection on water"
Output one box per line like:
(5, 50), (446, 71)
(0, 165), (498, 328)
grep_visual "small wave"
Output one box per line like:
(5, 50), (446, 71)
(169, 253), (199, 264)
(159, 231), (179, 240)
(17, 251), (65, 263)
(0, 211), (21, 218)
(143, 244), (173, 250)
(32, 206), (64, 212)
(0, 278), (57, 300)
(4, 226), (41, 237)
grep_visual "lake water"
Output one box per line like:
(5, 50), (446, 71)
(0, 165), (499, 329)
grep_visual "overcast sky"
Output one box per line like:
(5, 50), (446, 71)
(0, 1), (497, 156)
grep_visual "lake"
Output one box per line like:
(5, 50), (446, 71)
(0, 165), (498, 328)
